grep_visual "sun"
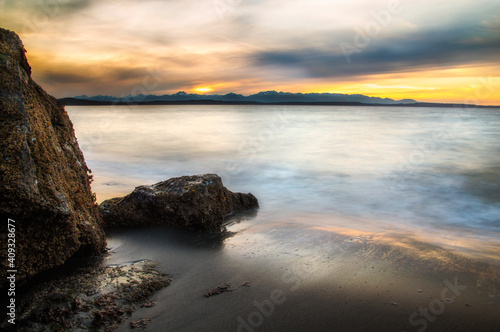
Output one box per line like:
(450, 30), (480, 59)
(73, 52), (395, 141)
(192, 87), (213, 93)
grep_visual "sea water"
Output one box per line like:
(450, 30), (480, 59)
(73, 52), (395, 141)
(67, 105), (500, 261)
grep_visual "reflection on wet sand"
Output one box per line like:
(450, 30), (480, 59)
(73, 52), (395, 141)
(237, 209), (500, 265)
(312, 222), (500, 265)
(108, 216), (500, 332)
(107, 224), (236, 252)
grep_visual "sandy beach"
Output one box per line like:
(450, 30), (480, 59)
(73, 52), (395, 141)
(103, 214), (500, 332)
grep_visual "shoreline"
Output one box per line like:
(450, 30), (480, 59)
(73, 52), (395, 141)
(108, 221), (500, 331)
(59, 98), (500, 108)
(4, 220), (499, 331)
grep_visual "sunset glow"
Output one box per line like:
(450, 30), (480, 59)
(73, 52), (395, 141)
(192, 87), (214, 93)
(1, 0), (499, 104)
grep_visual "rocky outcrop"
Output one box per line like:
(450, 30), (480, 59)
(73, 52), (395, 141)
(0, 28), (106, 287)
(2, 260), (170, 331)
(100, 174), (259, 230)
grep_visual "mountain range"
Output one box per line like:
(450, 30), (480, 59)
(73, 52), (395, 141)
(64, 90), (418, 105)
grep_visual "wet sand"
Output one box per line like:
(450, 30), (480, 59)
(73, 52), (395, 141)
(105, 216), (500, 332)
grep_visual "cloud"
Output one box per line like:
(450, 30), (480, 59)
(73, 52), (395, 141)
(1, 0), (94, 20)
(251, 25), (500, 79)
(1, 0), (499, 103)
(40, 66), (152, 84)
(364, 84), (436, 90)
(5, 0), (93, 13)
(38, 71), (96, 85)
(38, 62), (145, 82)
(0, 0), (96, 36)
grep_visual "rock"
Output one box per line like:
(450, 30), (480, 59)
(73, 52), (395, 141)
(0, 260), (170, 330)
(100, 174), (259, 230)
(0, 28), (106, 288)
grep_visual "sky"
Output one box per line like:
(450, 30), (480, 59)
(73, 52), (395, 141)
(1, 0), (499, 104)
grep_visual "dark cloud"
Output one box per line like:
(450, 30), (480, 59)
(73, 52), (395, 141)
(1, 0), (95, 32)
(110, 67), (149, 81)
(38, 66), (146, 85)
(57, 0), (94, 13)
(4, 0), (94, 14)
(37, 71), (95, 84)
(251, 25), (500, 79)
(34, 64), (195, 97)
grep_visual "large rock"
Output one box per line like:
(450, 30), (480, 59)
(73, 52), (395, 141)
(100, 174), (259, 230)
(0, 28), (106, 287)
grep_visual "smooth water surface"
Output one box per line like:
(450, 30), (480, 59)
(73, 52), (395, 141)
(67, 105), (500, 260)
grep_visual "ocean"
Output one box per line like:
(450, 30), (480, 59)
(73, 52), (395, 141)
(67, 104), (500, 261)
(66, 104), (500, 331)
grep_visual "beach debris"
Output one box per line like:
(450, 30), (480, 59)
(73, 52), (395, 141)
(417, 289), (423, 293)
(130, 316), (152, 329)
(465, 303), (471, 307)
(241, 281), (251, 287)
(204, 283), (232, 297)
(390, 302), (398, 306)
(140, 301), (158, 308)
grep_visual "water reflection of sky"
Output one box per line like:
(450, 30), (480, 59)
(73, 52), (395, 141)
(68, 105), (500, 262)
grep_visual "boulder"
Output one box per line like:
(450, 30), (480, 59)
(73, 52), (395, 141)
(100, 174), (259, 230)
(0, 28), (106, 288)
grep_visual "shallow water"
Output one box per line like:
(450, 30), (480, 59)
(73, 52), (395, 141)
(68, 105), (500, 261)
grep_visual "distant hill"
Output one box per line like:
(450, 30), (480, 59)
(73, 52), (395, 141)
(59, 91), (499, 108)
(62, 90), (418, 105)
